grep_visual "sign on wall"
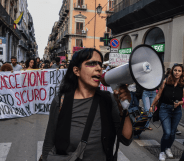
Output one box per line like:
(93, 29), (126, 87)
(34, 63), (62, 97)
(110, 39), (120, 48)
(109, 53), (130, 66)
(151, 44), (165, 52)
(119, 48), (132, 54)
(0, 37), (6, 44)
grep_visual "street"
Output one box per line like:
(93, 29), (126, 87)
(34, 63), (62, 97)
(1, 109), (184, 161)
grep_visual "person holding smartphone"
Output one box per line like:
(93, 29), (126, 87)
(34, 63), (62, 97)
(150, 64), (184, 161)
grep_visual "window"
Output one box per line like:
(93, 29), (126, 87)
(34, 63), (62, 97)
(109, 0), (114, 9)
(107, 27), (111, 33)
(76, 39), (83, 47)
(76, 22), (83, 34)
(78, 0), (83, 7)
(4, 0), (7, 10)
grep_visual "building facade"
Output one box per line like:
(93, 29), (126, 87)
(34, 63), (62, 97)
(107, 0), (184, 69)
(46, 0), (114, 61)
(0, 0), (20, 62)
(0, 0), (38, 63)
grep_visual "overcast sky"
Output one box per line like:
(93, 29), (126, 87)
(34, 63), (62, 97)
(27, 0), (63, 59)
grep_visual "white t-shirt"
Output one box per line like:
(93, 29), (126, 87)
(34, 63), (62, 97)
(12, 64), (23, 71)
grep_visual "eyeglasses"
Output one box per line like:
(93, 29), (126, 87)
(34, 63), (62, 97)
(85, 61), (102, 68)
(174, 63), (183, 67)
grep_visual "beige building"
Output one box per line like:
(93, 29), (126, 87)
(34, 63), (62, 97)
(47, 0), (114, 61)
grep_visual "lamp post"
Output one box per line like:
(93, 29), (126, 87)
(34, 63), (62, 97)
(94, 4), (103, 48)
(94, 0), (96, 48)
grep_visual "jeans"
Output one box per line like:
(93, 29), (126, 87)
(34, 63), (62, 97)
(142, 90), (156, 127)
(159, 103), (182, 152)
(129, 92), (139, 108)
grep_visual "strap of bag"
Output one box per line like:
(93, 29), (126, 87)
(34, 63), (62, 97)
(113, 110), (127, 161)
(81, 93), (100, 142)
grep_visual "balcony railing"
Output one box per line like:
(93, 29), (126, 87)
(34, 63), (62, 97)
(20, 28), (29, 40)
(76, 29), (87, 36)
(18, 40), (28, 51)
(64, 2), (69, 12)
(74, 3), (87, 10)
(108, 0), (141, 16)
(0, 3), (21, 38)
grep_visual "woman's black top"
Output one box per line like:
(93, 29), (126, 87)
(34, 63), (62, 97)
(161, 83), (183, 105)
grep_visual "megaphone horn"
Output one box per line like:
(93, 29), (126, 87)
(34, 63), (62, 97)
(101, 44), (164, 91)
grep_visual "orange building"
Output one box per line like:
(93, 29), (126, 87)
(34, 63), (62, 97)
(48, 0), (114, 61)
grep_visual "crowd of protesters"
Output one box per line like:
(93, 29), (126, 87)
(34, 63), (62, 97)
(0, 56), (69, 72)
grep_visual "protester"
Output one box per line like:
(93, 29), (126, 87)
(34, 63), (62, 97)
(150, 64), (184, 161)
(43, 63), (50, 69)
(128, 83), (139, 109)
(50, 60), (55, 68)
(11, 56), (22, 71)
(59, 65), (65, 69)
(51, 57), (61, 69)
(0, 63), (13, 72)
(142, 89), (156, 130)
(165, 68), (171, 79)
(21, 64), (26, 70)
(25, 58), (37, 70)
(36, 57), (41, 69)
(40, 63), (45, 69)
(40, 48), (133, 161)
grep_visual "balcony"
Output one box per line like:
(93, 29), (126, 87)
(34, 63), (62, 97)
(65, 2), (69, 12)
(21, 28), (29, 40)
(0, 3), (20, 39)
(106, 6), (114, 14)
(18, 40), (28, 51)
(73, 29), (87, 37)
(74, 3), (87, 10)
(18, 40), (24, 48)
(107, 0), (184, 35)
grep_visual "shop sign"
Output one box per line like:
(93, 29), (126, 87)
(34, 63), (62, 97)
(109, 53), (130, 66)
(151, 44), (165, 52)
(119, 48), (132, 54)
(0, 37), (6, 44)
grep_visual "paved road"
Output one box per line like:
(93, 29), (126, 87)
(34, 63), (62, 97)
(0, 114), (184, 161)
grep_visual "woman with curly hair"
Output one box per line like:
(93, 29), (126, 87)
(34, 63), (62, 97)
(0, 63), (13, 71)
(150, 64), (184, 161)
(25, 58), (37, 69)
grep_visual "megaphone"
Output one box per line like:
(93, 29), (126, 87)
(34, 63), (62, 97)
(101, 44), (164, 108)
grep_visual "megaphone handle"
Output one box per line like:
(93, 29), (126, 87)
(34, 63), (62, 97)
(120, 99), (130, 110)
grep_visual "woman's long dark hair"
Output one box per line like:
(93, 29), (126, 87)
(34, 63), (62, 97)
(60, 48), (103, 94)
(25, 58), (37, 69)
(167, 64), (184, 86)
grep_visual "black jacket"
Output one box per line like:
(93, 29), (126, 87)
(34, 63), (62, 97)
(55, 89), (132, 161)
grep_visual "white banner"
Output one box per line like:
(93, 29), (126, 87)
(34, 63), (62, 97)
(0, 69), (67, 119)
(109, 53), (130, 66)
(0, 69), (113, 119)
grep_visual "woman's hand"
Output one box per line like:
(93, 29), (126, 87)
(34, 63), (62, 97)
(174, 102), (181, 108)
(114, 85), (131, 114)
(149, 106), (154, 113)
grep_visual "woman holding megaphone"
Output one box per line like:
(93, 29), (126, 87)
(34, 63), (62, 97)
(150, 64), (184, 161)
(40, 48), (133, 161)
